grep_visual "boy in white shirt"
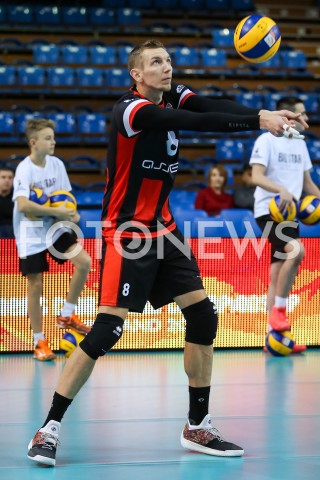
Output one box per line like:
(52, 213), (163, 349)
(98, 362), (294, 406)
(250, 97), (320, 353)
(13, 119), (91, 361)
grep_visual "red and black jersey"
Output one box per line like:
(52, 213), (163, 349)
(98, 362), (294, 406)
(102, 82), (260, 238)
(102, 83), (195, 238)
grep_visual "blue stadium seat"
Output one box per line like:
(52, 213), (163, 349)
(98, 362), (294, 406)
(235, 92), (264, 110)
(85, 181), (106, 191)
(33, 45), (60, 64)
(117, 8), (141, 25)
(62, 7), (88, 25)
(0, 66), (17, 92)
(174, 47), (199, 67)
(219, 209), (261, 237)
(34, 6), (61, 25)
(205, 0), (228, 8)
(199, 48), (227, 68)
(128, 0), (153, 6)
(77, 210), (102, 238)
(258, 54), (281, 69)
(176, 22), (201, 35)
(180, 0), (204, 8)
(102, 0), (126, 6)
(281, 50), (307, 70)
(212, 28), (234, 48)
(118, 45), (133, 65)
(0, 6), (6, 23)
(77, 113), (108, 142)
(0, 113), (15, 141)
(68, 155), (101, 170)
(230, 0), (254, 9)
(61, 45), (88, 64)
(263, 93), (285, 111)
(154, 0), (178, 7)
(76, 68), (104, 91)
(47, 113), (77, 141)
(75, 191), (104, 207)
(298, 93), (319, 117)
(17, 66), (46, 92)
(8, 5), (33, 24)
(89, 46), (117, 65)
(215, 139), (245, 162)
(105, 68), (131, 90)
(89, 8), (115, 26)
(47, 67), (75, 92)
(310, 165), (320, 185)
(307, 140), (320, 161)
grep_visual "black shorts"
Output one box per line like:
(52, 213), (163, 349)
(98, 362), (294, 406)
(19, 232), (78, 276)
(256, 214), (300, 263)
(99, 228), (204, 312)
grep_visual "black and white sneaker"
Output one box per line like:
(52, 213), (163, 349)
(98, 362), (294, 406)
(27, 420), (60, 466)
(180, 414), (244, 457)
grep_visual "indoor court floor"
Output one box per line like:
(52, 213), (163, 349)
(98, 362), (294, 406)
(0, 348), (319, 480)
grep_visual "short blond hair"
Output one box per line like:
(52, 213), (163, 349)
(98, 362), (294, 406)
(25, 118), (55, 142)
(128, 39), (166, 70)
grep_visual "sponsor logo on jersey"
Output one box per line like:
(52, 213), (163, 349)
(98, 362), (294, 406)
(176, 85), (184, 93)
(142, 160), (179, 174)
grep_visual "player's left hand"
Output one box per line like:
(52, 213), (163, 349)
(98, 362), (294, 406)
(278, 109), (309, 130)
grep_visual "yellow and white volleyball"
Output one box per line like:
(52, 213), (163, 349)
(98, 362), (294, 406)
(26, 187), (50, 219)
(269, 194), (297, 223)
(50, 190), (77, 210)
(234, 14), (281, 63)
(297, 195), (320, 225)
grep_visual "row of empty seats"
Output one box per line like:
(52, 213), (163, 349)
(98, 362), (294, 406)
(26, 44), (309, 73)
(76, 207), (320, 238)
(0, 2), (254, 27)
(0, 66), (131, 93)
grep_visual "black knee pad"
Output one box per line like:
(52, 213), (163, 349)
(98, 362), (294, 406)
(182, 298), (218, 346)
(80, 313), (124, 360)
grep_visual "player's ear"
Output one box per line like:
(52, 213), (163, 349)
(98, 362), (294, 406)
(130, 68), (142, 83)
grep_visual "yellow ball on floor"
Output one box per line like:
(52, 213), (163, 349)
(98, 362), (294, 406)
(60, 329), (85, 358)
(265, 330), (295, 356)
(50, 190), (77, 210)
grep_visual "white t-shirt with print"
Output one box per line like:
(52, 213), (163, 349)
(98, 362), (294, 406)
(13, 155), (72, 257)
(249, 133), (312, 218)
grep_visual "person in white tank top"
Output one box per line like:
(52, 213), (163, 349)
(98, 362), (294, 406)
(250, 97), (320, 353)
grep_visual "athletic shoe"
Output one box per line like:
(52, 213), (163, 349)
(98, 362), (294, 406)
(33, 340), (56, 361)
(27, 420), (60, 466)
(180, 414), (244, 457)
(56, 312), (91, 334)
(291, 343), (307, 353)
(268, 306), (291, 331)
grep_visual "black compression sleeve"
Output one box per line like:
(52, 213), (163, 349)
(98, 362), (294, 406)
(184, 94), (261, 116)
(132, 104), (260, 133)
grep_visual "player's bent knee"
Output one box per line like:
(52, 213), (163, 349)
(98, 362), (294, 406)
(80, 313), (124, 360)
(182, 297), (218, 346)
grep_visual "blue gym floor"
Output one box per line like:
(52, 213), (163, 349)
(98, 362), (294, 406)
(0, 349), (319, 480)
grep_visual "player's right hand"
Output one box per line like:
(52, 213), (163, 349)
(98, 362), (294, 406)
(52, 200), (76, 221)
(278, 188), (295, 212)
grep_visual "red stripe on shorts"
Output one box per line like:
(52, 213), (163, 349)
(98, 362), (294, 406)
(100, 237), (123, 306)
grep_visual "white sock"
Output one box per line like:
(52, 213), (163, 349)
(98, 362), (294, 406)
(60, 301), (76, 318)
(274, 296), (287, 308)
(34, 332), (45, 347)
